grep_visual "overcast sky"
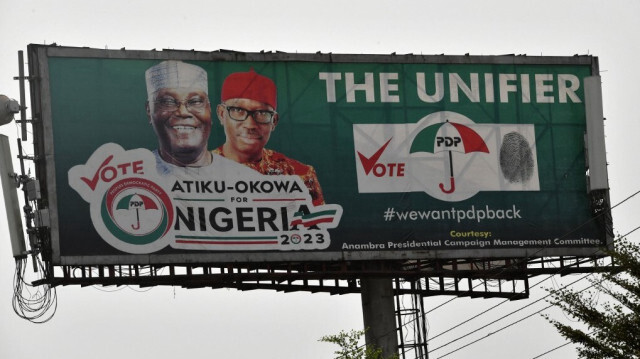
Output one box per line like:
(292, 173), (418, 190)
(1, 1), (639, 358)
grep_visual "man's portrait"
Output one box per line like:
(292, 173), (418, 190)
(145, 61), (257, 177)
(213, 69), (325, 206)
(145, 60), (214, 174)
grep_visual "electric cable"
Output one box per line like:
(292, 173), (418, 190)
(431, 224), (640, 358)
(425, 189), (636, 338)
(527, 225), (640, 359)
(349, 189), (638, 359)
(430, 270), (595, 355)
(434, 270), (615, 359)
(529, 337), (581, 359)
(427, 247), (607, 343)
(12, 256), (57, 323)
(437, 266), (622, 359)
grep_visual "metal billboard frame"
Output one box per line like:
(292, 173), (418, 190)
(25, 44), (613, 279)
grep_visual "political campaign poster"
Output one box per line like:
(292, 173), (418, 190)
(27, 45), (611, 265)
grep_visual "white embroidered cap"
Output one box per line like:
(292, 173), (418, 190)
(145, 61), (208, 96)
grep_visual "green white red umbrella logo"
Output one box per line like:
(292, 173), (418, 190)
(101, 177), (173, 246)
(410, 120), (489, 193)
(115, 193), (159, 230)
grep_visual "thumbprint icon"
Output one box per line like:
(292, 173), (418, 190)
(499, 132), (534, 183)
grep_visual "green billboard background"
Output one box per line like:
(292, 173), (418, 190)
(35, 47), (608, 262)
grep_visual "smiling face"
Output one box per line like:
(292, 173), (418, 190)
(217, 98), (278, 163)
(147, 87), (212, 166)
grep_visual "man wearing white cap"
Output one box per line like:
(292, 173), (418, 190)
(145, 60), (252, 177)
(145, 60), (212, 174)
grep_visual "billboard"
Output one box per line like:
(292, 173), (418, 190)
(27, 45), (612, 265)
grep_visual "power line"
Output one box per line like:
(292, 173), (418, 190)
(530, 338), (578, 359)
(429, 269), (595, 353)
(425, 189), (638, 339)
(412, 190), (639, 358)
(434, 272), (612, 359)
(435, 303), (555, 359)
(527, 225), (640, 358)
(427, 189), (626, 316)
(427, 272), (555, 342)
(302, 189), (637, 359)
(431, 224), (640, 358)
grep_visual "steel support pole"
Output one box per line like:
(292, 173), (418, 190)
(361, 276), (398, 358)
(17, 50), (28, 141)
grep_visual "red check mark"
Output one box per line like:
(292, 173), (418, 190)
(357, 138), (393, 175)
(80, 155), (114, 191)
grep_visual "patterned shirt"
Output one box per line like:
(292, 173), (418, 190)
(212, 147), (325, 206)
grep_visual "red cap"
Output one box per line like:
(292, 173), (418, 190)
(221, 69), (277, 110)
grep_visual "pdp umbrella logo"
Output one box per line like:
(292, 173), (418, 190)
(115, 193), (159, 230)
(100, 177), (174, 253)
(410, 120), (489, 193)
(353, 111), (540, 202)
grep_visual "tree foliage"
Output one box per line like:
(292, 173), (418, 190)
(319, 329), (398, 359)
(546, 238), (640, 358)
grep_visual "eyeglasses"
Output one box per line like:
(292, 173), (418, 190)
(221, 104), (276, 124)
(154, 96), (208, 112)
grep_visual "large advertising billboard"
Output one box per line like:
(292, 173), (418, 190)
(27, 45), (611, 265)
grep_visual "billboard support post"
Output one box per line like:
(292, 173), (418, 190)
(16, 50), (28, 141)
(361, 272), (398, 357)
(0, 135), (26, 257)
(584, 76), (608, 191)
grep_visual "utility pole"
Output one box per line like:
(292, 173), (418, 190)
(360, 264), (398, 357)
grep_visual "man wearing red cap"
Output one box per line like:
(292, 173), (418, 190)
(214, 69), (325, 206)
